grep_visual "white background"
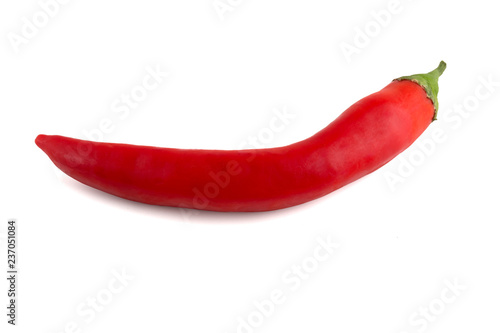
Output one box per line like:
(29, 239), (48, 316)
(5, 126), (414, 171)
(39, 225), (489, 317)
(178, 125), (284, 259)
(1, 0), (499, 332)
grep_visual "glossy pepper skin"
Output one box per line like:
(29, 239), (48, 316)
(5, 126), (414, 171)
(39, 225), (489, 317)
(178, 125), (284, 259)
(36, 62), (446, 212)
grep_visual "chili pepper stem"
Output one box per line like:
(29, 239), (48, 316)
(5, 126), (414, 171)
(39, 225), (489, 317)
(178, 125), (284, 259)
(395, 61), (447, 120)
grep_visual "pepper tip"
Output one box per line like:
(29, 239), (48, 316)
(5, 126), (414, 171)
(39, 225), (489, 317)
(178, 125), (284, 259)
(35, 134), (49, 151)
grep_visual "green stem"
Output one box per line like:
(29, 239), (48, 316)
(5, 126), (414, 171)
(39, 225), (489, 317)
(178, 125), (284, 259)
(395, 61), (447, 121)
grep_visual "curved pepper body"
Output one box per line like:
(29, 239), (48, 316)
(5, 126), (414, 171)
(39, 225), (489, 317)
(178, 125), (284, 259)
(36, 63), (445, 212)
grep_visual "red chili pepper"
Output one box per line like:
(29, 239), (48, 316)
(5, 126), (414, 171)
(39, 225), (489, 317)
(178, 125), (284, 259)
(36, 62), (446, 212)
